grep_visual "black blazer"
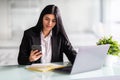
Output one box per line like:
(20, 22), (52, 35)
(18, 26), (77, 65)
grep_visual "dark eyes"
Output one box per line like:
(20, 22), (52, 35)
(45, 18), (49, 20)
(45, 18), (56, 23)
(52, 20), (56, 23)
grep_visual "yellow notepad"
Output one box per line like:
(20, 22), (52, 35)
(26, 63), (64, 72)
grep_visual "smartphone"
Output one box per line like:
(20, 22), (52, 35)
(32, 45), (42, 51)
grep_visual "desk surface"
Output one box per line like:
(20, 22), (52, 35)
(1, 62), (120, 80)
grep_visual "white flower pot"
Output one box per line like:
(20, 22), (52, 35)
(105, 55), (119, 66)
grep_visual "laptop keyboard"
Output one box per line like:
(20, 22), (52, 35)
(54, 66), (72, 73)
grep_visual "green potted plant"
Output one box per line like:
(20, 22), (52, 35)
(97, 36), (120, 56)
(97, 36), (120, 65)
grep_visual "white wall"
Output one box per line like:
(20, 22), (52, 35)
(0, 0), (11, 39)
(9, 0), (100, 34)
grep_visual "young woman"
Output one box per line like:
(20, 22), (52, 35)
(18, 5), (77, 65)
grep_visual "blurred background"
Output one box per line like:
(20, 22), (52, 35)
(0, 0), (120, 65)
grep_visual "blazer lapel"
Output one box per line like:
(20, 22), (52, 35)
(51, 35), (58, 62)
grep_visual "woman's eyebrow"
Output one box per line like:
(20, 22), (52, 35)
(45, 16), (56, 20)
(45, 16), (49, 19)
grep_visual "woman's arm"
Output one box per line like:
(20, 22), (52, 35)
(18, 31), (32, 65)
(62, 36), (77, 64)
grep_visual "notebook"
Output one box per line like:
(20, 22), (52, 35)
(26, 63), (64, 72)
(54, 45), (110, 74)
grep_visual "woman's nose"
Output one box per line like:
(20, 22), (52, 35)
(48, 20), (52, 25)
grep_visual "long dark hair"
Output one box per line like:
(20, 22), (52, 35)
(35, 4), (69, 41)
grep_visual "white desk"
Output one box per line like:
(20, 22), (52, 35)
(0, 62), (120, 80)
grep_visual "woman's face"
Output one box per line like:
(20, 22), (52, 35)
(42, 14), (56, 32)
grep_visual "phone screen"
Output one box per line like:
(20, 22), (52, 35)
(32, 45), (41, 51)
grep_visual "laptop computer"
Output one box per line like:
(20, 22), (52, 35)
(54, 45), (110, 74)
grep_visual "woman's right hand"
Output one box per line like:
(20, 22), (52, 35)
(29, 50), (42, 62)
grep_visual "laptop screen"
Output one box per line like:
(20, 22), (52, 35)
(71, 45), (110, 74)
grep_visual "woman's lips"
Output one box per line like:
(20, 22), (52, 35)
(46, 26), (51, 28)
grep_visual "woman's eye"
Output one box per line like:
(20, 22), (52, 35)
(45, 18), (49, 21)
(52, 20), (56, 23)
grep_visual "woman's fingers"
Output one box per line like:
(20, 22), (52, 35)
(35, 51), (42, 56)
(31, 50), (39, 55)
(29, 50), (42, 62)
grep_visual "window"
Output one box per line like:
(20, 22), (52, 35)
(101, 0), (120, 40)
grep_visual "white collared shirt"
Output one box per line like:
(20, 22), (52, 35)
(41, 31), (52, 63)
